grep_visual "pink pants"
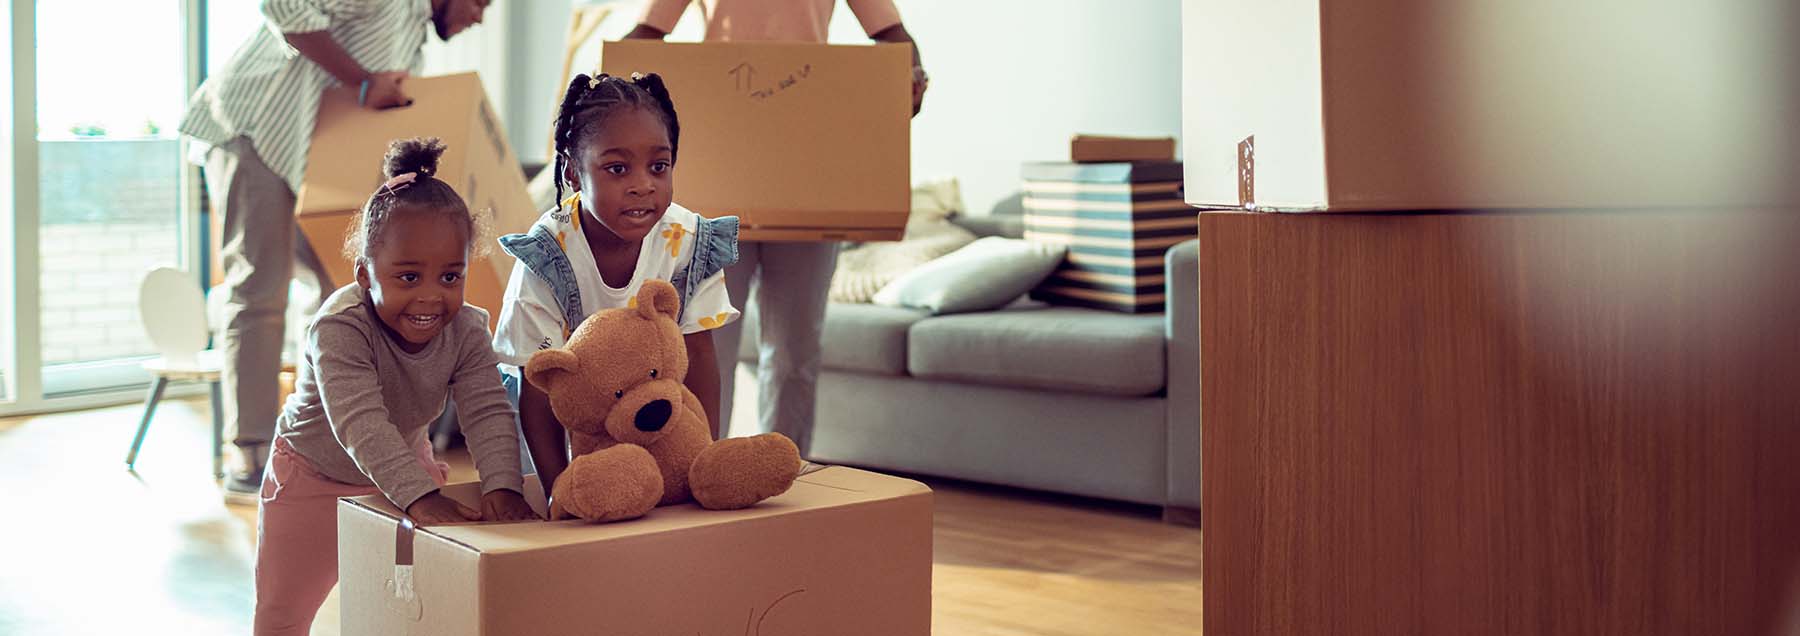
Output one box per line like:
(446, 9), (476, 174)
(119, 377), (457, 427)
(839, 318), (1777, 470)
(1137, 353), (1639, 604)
(252, 438), (448, 635)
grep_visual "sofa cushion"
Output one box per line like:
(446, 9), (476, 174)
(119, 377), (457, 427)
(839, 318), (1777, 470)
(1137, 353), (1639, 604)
(873, 237), (1067, 315)
(738, 302), (929, 376)
(907, 306), (1165, 396)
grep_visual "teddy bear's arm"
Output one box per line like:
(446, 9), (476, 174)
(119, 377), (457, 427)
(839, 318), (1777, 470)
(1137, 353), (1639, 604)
(550, 444), (663, 522)
(689, 432), (801, 511)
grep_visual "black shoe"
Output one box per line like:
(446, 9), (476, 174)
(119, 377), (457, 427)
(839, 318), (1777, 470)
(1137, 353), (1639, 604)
(221, 443), (266, 506)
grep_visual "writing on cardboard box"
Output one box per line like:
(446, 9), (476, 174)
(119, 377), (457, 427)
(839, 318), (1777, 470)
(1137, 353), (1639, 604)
(722, 587), (806, 636)
(727, 61), (812, 101)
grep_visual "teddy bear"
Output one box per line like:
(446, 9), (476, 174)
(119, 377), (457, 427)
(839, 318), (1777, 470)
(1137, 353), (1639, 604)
(524, 280), (800, 522)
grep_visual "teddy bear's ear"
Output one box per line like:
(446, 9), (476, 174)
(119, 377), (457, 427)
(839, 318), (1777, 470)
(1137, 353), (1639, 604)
(524, 348), (580, 393)
(634, 279), (681, 322)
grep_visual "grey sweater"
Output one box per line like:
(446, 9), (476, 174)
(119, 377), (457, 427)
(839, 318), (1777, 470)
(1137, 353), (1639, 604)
(276, 285), (523, 509)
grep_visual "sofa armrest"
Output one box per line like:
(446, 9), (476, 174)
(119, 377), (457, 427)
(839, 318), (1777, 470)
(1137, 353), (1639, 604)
(1164, 239), (1201, 510)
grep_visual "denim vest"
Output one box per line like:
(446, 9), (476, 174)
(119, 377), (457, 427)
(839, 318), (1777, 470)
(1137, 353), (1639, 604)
(496, 215), (740, 331)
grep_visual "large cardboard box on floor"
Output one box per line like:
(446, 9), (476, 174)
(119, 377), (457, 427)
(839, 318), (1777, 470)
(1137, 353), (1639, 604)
(1180, 0), (1795, 211)
(293, 72), (534, 327)
(338, 466), (933, 635)
(598, 40), (912, 242)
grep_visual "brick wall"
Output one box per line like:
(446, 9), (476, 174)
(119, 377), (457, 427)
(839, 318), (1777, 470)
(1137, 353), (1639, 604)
(40, 139), (180, 225)
(39, 222), (182, 364)
(37, 139), (184, 366)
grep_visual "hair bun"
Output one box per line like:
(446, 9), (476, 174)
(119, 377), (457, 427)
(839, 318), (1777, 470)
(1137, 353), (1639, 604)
(631, 72), (667, 93)
(382, 137), (446, 179)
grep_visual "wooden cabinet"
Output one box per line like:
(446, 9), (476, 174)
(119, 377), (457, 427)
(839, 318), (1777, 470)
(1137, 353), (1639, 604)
(1199, 210), (1800, 635)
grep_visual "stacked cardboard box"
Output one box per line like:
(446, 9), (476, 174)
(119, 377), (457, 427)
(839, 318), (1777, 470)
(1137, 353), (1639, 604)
(1180, 0), (1790, 211)
(1069, 134), (1176, 163)
(1023, 161), (1193, 313)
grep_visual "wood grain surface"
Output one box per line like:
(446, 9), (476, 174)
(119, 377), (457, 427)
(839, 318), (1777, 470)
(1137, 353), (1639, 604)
(1199, 209), (1800, 635)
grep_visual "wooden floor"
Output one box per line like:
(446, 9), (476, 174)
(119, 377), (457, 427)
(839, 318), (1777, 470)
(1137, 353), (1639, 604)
(0, 396), (1201, 635)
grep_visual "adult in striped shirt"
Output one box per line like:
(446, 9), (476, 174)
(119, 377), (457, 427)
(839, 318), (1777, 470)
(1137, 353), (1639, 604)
(179, 0), (491, 506)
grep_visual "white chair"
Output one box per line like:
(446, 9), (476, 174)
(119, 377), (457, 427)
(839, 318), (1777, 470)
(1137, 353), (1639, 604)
(125, 268), (225, 478)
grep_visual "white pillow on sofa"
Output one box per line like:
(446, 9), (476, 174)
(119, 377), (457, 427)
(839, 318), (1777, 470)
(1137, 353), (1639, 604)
(829, 177), (975, 303)
(830, 224), (976, 303)
(872, 237), (1067, 315)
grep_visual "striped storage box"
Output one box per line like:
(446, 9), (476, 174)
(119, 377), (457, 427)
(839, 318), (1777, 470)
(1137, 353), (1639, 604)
(1022, 161), (1194, 313)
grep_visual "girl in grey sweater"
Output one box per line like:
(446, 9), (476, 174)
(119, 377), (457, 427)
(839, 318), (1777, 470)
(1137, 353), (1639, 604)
(252, 138), (535, 634)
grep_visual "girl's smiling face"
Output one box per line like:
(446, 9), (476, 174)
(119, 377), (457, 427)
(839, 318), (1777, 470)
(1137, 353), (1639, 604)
(564, 106), (675, 245)
(355, 209), (470, 352)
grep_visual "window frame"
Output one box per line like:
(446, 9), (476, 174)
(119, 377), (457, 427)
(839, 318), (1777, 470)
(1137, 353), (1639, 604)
(1, 0), (207, 416)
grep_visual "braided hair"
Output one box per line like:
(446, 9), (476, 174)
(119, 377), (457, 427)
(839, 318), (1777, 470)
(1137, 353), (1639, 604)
(551, 72), (681, 214)
(344, 137), (492, 263)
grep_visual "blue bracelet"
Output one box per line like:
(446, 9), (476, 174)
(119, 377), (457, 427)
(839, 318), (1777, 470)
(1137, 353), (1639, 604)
(358, 78), (371, 106)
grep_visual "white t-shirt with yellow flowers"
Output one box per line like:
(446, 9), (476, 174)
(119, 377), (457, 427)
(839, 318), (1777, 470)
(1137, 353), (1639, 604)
(491, 202), (739, 369)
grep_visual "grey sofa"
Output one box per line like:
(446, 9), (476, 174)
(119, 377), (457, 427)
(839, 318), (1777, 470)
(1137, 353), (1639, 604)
(737, 216), (1199, 519)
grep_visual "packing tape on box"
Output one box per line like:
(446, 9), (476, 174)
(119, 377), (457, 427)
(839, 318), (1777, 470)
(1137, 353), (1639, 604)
(1237, 135), (1256, 210)
(383, 516), (425, 621)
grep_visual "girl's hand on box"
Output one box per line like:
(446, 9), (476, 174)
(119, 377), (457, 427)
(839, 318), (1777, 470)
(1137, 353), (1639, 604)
(406, 491), (481, 525)
(481, 489), (540, 521)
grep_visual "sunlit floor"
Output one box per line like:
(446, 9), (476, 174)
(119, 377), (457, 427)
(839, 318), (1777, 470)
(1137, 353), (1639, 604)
(0, 379), (1201, 635)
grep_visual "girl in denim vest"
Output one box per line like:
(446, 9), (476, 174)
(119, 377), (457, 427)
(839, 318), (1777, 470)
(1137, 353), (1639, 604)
(493, 73), (740, 497)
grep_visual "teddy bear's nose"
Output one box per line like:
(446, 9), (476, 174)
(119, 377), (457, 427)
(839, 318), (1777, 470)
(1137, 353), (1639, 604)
(634, 399), (672, 432)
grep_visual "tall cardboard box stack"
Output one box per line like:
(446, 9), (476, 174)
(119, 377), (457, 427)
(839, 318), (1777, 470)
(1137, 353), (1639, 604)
(1023, 161), (1193, 313)
(338, 466), (933, 635)
(1180, 0), (1793, 211)
(291, 72), (534, 327)
(597, 40), (913, 242)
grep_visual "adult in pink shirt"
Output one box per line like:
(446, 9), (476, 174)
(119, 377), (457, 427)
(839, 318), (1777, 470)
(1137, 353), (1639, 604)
(625, 0), (928, 456)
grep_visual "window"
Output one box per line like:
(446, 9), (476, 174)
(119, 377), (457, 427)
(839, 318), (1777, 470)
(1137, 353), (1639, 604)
(33, 0), (191, 395)
(3, 0), (203, 413)
(3, 0), (508, 413)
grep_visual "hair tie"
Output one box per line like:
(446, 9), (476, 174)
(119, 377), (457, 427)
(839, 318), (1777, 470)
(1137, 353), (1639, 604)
(376, 171), (419, 197)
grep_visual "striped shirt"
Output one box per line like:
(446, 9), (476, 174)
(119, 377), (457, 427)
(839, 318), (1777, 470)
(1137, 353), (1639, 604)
(178, 0), (431, 192)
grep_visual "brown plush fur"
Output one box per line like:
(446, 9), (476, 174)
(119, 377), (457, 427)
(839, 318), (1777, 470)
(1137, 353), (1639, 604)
(525, 280), (799, 522)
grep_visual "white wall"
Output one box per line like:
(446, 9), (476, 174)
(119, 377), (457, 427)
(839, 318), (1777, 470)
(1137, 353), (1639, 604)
(501, 0), (580, 166)
(890, 0), (1182, 215)
(504, 0), (1182, 215)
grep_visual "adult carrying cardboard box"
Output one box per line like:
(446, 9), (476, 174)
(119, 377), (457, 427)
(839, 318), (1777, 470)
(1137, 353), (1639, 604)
(1180, 0), (1795, 211)
(598, 40), (912, 242)
(291, 72), (534, 327)
(338, 466), (933, 635)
